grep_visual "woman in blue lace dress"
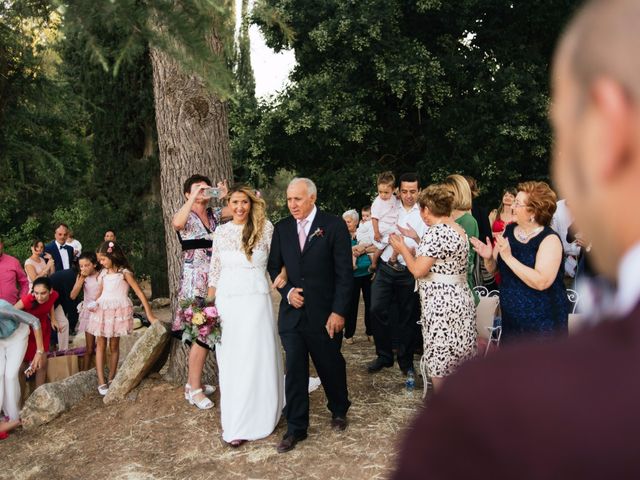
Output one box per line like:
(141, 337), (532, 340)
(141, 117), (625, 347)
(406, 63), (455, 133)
(471, 181), (568, 342)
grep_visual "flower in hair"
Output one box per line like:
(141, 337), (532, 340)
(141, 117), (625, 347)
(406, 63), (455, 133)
(107, 241), (114, 253)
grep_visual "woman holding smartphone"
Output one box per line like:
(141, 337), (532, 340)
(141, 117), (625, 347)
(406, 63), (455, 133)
(0, 298), (45, 423)
(14, 277), (59, 389)
(171, 174), (230, 409)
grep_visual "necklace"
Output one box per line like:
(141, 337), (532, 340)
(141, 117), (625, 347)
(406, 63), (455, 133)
(515, 225), (543, 242)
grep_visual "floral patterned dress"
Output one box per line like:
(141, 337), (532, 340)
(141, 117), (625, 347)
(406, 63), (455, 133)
(171, 207), (222, 347)
(417, 223), (477, 392)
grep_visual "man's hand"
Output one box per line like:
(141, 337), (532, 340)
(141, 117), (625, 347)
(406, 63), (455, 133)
(289, 288), (305, 309)
(325, 313), (345, 339)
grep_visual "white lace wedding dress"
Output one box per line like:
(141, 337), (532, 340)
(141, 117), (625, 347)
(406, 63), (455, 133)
(209, 220), (284, 442)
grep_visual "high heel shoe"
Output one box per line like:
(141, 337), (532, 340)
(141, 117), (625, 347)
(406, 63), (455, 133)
(188, 388), (214, 410)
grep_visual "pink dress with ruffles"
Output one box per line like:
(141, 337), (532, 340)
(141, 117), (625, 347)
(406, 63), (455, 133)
(85, 269), (133, 337)
(76, 274), (101, 333)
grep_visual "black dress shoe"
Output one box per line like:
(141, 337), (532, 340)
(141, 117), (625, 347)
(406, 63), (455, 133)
(367, 357), (393, 373)
(276, 433), (307, 453)
(331, 416), (348, 431)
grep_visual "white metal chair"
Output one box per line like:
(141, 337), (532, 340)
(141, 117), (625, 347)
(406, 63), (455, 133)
(473, 286), (501, 356)
(566, 288), (587, 334)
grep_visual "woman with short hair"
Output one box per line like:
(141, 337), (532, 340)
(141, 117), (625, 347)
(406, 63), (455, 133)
(342, 209), (373, 344)
(390, 185), (476, 394)
(472, 181), (568, 342)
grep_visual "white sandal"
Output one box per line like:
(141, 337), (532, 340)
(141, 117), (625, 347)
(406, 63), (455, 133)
(184, 383), (215, 400)
(98, 384), (109, 396)
(188, 388), (214, 410)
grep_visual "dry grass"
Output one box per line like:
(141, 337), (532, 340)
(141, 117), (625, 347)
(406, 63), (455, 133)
(3, 300), (424, 480)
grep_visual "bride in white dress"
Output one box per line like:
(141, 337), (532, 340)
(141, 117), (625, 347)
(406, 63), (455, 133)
(208, 185), (286, 447)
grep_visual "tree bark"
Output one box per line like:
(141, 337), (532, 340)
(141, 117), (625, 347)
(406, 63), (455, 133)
(150, 39), (232, 385)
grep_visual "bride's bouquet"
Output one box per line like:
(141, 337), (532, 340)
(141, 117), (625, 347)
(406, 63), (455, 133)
(178, 297), (222, 349)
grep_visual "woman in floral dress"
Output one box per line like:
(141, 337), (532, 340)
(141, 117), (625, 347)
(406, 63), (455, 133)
(172, 174), (228, 409)
(390, 184), (477, 396)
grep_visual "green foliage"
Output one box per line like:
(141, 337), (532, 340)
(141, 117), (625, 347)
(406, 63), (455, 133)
(240, 0), (581, 213)
(61, 0), (236, 98)
(0, 0), (93, 245)
(2, 217), (43, 261)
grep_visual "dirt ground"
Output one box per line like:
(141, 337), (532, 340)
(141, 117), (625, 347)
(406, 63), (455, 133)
(2, 301), (424, 480)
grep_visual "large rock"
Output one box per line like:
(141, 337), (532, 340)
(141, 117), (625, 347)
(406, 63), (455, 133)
(21, 369), (98, 429)
(104, 321), (170, 404)
(151, 297), (170, 309)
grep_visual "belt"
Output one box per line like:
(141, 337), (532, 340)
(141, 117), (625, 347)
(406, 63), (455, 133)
(381, 260), (407, 272)
(421, 272), (466, 286)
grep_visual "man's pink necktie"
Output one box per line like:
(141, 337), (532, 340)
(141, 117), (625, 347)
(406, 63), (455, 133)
(298, 219), (308, 251)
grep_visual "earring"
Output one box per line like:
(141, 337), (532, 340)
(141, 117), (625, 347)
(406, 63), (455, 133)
(530, 216), (535, 223)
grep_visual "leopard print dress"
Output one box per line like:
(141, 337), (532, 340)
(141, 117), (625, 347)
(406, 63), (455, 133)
(417, 223), (477, 385)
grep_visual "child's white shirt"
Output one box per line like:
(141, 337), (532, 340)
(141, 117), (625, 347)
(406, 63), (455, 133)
(371, 195), (400, 236)
(356, 220), (374, 245)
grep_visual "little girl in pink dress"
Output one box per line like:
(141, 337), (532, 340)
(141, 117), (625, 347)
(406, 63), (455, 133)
(85, 242), (157, 396)
(71, 252), (101, 370)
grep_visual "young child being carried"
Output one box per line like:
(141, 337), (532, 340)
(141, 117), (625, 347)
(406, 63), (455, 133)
(370, 171), (401, 270)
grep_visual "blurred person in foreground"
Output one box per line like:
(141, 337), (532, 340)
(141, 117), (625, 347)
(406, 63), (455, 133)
(392, 1), (640, 478)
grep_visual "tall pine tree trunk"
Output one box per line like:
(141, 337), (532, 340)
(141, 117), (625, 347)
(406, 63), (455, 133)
(150, 40), (232, 384)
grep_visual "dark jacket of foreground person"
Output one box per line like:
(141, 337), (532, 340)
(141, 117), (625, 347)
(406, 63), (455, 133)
(392, 302), (640, 479)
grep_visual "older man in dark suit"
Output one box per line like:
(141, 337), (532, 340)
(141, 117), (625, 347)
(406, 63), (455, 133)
(44, 223), (75, 272)
(393, 1), (640, 478)
(268, 177), (353, 453)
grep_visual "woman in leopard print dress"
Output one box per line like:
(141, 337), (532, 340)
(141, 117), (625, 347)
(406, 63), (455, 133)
(390, 184), (477, 395)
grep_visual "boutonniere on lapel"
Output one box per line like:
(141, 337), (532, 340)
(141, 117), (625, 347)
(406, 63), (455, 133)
(309, 227), (324, 241)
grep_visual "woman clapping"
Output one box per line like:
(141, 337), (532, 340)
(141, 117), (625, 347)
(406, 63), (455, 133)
(471, 181), (568, 342)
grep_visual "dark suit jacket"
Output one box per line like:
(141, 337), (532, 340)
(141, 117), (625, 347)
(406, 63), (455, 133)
(44, 241), (74, 272)
(393, 302), (640, 480)
(268, 210), (353, 333)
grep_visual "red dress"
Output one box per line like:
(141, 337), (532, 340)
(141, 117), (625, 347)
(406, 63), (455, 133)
(21, 289), (59, 362)
(491, 217), (512, 285)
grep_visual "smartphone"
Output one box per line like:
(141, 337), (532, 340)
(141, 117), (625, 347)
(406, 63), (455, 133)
(203, 187), (222, 198)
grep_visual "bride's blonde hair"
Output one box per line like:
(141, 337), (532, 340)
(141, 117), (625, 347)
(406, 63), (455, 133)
(227, 184), (266, 260)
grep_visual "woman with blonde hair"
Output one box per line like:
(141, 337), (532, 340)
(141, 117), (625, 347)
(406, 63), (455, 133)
(443, 174), (479, 300)
(207, 184), (286, 447)
(471, 181), (568, 342)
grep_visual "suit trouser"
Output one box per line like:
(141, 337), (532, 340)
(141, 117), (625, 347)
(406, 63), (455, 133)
(370, 263), (417, 372)
(0, 323), (29, 420)
(280, 312), (351, 436)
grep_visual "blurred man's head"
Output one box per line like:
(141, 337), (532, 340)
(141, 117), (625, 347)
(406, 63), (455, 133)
(54, 224), (69, 245)
(551, 0), (640, 281)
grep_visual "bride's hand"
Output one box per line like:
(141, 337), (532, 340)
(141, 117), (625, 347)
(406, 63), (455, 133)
(273, 273), (287, 289)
